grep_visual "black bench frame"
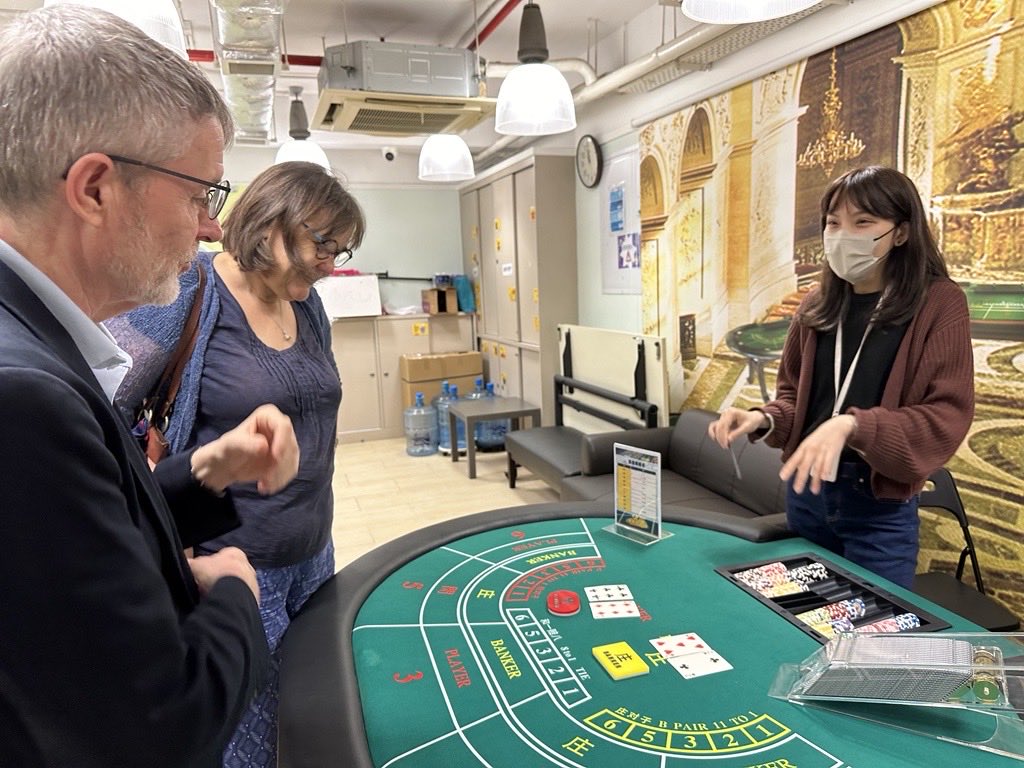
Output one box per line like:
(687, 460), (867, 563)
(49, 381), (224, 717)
(506, 374), (658, 489)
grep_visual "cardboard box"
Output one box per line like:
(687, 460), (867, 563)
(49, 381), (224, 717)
(400, 351), (482, 382)
(401, 374), (479, 409)
(422, 287), (458, 314)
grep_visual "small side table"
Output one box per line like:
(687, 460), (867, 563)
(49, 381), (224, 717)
(448, 397), (541, 479)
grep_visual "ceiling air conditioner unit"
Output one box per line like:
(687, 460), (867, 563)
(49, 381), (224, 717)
(312, 41), (496, 136)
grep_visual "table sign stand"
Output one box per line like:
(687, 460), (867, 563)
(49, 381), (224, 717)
(769, 631), (1024, 762)
(603, 442), (672, 546)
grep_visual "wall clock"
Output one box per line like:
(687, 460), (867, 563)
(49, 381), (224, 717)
(575, 134), (603, 188)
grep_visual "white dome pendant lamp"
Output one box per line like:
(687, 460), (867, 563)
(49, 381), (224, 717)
(495, 1), (576, 136)
(275, 86), (331, 169)
(418, 135), (475, 182)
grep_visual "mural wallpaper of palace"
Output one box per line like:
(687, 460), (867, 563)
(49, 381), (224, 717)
(638, 0), (1023, 618)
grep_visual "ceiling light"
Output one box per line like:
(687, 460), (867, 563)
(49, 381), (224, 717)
(275, 86), (331, 169)
(418, 135), (475, 182)
(681, 0), (820, 24)
(495, 2), (576, 136)
(275, 139), (331, 168)
(43, 0), (187, 58)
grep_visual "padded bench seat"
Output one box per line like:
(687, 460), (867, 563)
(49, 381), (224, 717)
(505, 375), (659, 493)
(505, 426), (585, 495)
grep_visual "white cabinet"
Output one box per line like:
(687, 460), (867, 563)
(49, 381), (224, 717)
(461, 153), (577, 424)
(332, 314), (474, 443)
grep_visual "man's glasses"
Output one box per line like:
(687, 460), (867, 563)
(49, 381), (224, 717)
(303, 222), (353, 269)
(106, 155), (230, 219)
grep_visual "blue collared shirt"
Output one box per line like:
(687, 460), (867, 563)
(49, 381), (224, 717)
(0, 238), (132, 402)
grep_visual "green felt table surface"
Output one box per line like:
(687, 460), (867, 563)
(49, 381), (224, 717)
(348, 518), (1021, 767)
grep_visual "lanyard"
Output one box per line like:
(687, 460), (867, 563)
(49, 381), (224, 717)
(832, 320), (874, 418)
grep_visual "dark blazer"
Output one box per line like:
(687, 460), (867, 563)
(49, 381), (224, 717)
(0, 259), (269, 767)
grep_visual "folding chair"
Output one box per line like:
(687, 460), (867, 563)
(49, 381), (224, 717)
(912, 467), (1020, 631)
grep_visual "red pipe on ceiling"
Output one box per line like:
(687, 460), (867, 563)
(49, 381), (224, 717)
(188, 50), (324, 67)
(468, 0), (523, 51)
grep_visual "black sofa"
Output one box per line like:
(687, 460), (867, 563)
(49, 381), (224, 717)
(560, 408), (793, 542)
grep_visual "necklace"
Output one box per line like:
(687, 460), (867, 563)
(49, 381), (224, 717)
(270, 300), (293, 341)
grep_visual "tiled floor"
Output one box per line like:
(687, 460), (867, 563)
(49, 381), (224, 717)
(330, 438), (558, 571)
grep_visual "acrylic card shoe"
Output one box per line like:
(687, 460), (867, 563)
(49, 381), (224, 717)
(590, 600), (641, 619)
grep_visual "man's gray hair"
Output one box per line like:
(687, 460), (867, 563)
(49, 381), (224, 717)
(0, 5), (233, 214)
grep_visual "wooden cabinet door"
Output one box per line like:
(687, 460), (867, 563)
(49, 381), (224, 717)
(477, 184), (499, 338)
(514, 167), (540, 346)
(520, 346), (543, 412)
(459, 190), (482, 321)
(491, 175), (520, 343)
(332, 319), (382, 438)
(377, 317), (432, 436)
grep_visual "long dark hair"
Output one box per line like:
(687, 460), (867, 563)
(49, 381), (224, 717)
(800, 166), (948, 330)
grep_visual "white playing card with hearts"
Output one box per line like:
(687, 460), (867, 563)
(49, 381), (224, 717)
(585, 584), (634, 603)
(589, 600), (641, 619)
(649, 632), (710, 660)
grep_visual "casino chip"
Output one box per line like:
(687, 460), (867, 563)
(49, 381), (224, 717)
(547, 589), (580, 616)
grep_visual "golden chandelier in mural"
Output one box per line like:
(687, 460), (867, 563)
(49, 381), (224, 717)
(797, 49), (864, 178)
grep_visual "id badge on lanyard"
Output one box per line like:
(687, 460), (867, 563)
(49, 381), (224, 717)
(832, 321), (874, 418)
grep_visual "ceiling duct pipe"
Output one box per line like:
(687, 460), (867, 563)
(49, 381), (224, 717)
(213, 0), (286, 142)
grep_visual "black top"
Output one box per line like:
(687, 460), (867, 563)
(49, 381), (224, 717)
(803, 291), (909, 459)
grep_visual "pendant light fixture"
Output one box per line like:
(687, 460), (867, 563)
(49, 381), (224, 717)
(274, 86), (331, 169)
(418, 135), (475, 182)
(43, 0), (187, 58)
(495, 1), (576, 136)
(681, 0), (820, 25)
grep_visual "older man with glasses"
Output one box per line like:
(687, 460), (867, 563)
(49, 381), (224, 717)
(0, 6), (301, 767)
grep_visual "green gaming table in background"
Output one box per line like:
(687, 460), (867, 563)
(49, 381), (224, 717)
(960, 282), (1024, 341)
(279, 502), (1019, 768)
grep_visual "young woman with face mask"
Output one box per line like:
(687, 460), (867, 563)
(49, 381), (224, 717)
(708, 166), (974, 588)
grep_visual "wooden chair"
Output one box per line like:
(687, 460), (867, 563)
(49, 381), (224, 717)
(912, 468), (1020, 632)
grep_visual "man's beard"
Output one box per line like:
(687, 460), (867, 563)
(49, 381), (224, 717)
(112, 205), (194, 307)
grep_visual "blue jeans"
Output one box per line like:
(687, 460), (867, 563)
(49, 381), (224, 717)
(223, 541), (335, 768)
(786, 462), (919, 588)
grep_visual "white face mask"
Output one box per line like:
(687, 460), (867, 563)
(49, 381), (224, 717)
(823, 226), (895, 284)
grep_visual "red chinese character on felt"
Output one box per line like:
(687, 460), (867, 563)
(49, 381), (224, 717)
(437, 585), (458, 595)
(511, 530), (525, 539)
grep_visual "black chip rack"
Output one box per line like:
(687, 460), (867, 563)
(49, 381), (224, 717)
(716, 552), (952, 644)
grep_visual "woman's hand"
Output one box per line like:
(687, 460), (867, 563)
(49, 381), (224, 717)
(190, 404), (300, 495)
(707, 407), (767, 449)
(779, 414), (857, 495)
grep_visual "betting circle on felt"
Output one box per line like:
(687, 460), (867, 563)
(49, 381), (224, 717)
(320, 516), (995, 768)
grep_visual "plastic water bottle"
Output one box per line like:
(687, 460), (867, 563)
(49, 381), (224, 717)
(434, 380), (451, 453)
(448, 385), (468, 454)
(477, 382), (509, 451)
(404, 392), (438, 457)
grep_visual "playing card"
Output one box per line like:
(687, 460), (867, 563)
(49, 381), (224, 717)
(589, 600), (641, 619)
(585, 584), (634, 603)
(649, 632), (710, 660)
(670, 650), (733, 679)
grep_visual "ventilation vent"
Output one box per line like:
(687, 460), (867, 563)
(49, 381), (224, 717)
(312, 89), (496, 136)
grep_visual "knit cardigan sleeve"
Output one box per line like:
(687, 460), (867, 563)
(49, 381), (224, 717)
(846, 278), (974, 488)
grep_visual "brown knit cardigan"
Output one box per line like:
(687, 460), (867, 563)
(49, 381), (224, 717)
(761, 277), (974, 501)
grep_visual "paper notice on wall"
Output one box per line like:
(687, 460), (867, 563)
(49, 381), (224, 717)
(314, 274), (383, 318)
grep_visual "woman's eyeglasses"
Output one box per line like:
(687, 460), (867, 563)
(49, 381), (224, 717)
(302, 223), (353, 268)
